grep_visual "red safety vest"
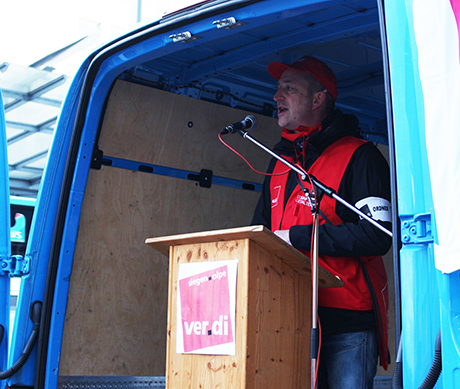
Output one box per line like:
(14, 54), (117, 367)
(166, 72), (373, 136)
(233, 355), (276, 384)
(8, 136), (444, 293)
(270, 135), (390, 369)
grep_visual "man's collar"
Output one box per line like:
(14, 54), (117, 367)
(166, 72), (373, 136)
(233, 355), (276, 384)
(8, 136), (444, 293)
(281, 124), (322, 141)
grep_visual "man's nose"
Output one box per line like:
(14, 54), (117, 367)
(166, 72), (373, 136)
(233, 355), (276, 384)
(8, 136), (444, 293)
(274, 89), (284, 101)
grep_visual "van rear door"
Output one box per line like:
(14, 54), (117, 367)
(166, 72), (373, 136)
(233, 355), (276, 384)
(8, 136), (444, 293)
(0, 90), (12, 388)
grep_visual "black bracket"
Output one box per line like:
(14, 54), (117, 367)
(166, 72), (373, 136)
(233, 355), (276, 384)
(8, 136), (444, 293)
(199, 169), (213, 188)
(91, 146), (104, 170)
(188, 169), (213, 188)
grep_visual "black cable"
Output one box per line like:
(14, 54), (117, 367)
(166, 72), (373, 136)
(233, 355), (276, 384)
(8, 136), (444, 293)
(391, 329), (442, 389)
(418, 330), (442, 389)
(0, 301), (42, 380)
(356, 257), (389, 366)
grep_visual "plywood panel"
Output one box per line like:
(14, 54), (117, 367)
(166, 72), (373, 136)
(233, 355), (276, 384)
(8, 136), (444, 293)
(98, 80), (281, 183)
(245, 240), (312, 389)
(59, 80), (281, 377)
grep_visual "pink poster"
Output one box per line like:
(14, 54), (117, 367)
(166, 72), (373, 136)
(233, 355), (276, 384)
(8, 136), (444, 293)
(176, 260), (238, 354)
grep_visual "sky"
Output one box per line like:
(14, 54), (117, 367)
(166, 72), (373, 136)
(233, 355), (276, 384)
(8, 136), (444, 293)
(1, 0), (199, 75)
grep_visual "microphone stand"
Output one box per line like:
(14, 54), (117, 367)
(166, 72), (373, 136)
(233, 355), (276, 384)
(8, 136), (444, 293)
(236, 129), (392, 237)
(309, 186), (322, 388)
(233, 129), (392, 389)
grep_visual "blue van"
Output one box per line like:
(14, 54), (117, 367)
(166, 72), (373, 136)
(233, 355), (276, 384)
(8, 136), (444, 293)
(1, 0), (459, 388)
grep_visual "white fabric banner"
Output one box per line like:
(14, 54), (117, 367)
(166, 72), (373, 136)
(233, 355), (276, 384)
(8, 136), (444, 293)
(413, 0), (460, 273)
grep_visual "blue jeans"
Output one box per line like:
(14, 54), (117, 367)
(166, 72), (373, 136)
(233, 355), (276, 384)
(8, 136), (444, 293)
(316, 330), (378, 389)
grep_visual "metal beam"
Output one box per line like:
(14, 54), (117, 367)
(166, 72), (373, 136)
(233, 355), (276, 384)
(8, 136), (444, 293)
(10, 150), (48, 169)
(2, 76), (65, 113)
(29, 74), (67, 98)
(10, 178), (40, 197)
(2, 93), (62, 111)
(178, 7), (379, 84)
(9, 165), (43, 175)
(6, 118), (56, 144)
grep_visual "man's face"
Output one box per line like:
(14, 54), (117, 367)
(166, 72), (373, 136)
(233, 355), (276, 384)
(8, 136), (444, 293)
(274, 68), (315, 130)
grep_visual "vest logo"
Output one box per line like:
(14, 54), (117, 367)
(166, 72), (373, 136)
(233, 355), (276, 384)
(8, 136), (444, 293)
(291, 194), (312, 217)
(271, 185), (282, 208)
(295, 193), (312, 208)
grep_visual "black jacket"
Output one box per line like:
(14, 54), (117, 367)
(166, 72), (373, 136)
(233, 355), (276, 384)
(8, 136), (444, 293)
(251, 109), (392, 257)
(251, 110), (392, 335)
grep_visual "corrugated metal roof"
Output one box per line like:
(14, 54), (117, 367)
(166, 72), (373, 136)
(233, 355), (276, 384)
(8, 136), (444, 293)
(1, 62), (72, 197)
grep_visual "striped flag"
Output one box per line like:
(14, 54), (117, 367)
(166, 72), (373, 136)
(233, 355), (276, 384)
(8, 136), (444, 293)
(452, 1), (460, 61)
(413, 0), (460, 273)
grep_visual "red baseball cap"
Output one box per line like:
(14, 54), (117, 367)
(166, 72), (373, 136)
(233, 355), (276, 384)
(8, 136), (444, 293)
(268, 55), (338, 100)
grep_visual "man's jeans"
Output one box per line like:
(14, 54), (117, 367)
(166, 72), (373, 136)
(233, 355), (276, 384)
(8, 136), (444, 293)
(316, 330), (378, 389)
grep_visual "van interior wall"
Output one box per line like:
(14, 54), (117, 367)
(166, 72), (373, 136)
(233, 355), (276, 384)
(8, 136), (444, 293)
(58, 79), (395, 378)
(59, 80), (281, 376)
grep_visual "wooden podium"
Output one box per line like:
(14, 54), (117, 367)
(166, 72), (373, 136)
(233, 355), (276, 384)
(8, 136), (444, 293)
(146, 225), (342, 389)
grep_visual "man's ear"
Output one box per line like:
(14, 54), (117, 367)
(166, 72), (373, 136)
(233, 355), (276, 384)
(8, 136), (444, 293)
(311, 90), (327, 110)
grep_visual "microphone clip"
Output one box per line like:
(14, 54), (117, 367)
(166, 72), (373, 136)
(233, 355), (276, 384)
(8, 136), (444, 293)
(220, 115), (258, 135)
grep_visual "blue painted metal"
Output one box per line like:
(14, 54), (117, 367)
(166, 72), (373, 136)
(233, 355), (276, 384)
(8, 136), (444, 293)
(102, 156), (262, 192)
(384, 0), (447, 388)
(438, 269), (460, 388)
(7, 61), (91, 388)
(400, 212), (434, 245)
(0, 89), (12, 389)
(177, 7), (380, 84)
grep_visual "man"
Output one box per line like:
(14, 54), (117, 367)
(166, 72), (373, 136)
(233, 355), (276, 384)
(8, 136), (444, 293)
(252, 56), (392, 388)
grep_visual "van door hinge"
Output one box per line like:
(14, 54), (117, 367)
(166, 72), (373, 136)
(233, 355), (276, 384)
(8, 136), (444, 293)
(0, 255), (30, 276)
(400, 212), (434, 244)
(213, 17), (245, 30)
(169, 31), (200, 44)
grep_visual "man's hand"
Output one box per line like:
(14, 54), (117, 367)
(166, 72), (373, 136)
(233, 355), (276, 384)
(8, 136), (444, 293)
(274, 230), (292, 245)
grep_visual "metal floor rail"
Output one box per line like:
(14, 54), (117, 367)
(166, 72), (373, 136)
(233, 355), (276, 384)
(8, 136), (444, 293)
(58, 376), (166, 388)
(58, 375), (392, 388)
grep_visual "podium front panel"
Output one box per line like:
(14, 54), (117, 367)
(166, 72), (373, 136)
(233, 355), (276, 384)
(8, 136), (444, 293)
(165, 237), (311, 389)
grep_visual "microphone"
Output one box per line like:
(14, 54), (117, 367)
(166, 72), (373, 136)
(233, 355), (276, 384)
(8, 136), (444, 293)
(220, 115), (258, 135)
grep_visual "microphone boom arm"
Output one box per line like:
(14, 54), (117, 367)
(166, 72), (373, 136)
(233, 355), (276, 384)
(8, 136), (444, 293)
(237, 130), (392, 237)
